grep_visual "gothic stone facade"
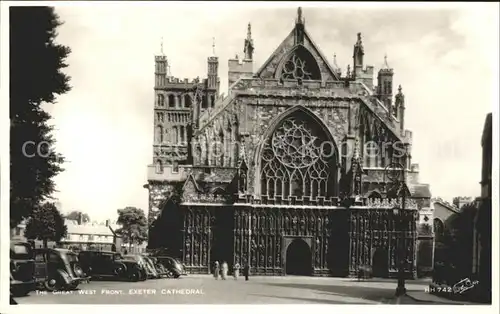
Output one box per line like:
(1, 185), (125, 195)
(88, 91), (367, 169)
(146, 9), (433, 277)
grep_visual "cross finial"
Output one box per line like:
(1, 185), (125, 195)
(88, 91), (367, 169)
(398, 84), (403, 94)
(247, 23), (252, 39)
(212, 37), (216, 56)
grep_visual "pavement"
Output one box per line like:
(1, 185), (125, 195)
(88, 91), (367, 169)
(11, 275), (467, 305)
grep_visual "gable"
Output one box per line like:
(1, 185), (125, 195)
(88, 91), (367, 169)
(182, 174), (201, 195)
(255, 24), (340, 82)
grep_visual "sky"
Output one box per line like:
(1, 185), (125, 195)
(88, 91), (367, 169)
(41, 2), (498, 222)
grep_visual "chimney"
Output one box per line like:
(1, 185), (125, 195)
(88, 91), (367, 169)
(105, 219), (110, 227)
(78, 213), (83, 225)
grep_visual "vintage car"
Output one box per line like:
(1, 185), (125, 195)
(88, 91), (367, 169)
(33, 248), (90, 291)
(148, 256), (169, 277)
(78, 250), (146, 282)
(142, 256), (162, 279)
(123, 255), (157, 279)
(155, 256), (186, 278)
(10, 241), (41, 297)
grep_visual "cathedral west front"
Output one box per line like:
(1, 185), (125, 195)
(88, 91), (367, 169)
(146, 8), (434, 278)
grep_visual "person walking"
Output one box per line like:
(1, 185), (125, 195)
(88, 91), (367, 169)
(213, 261), (220, 280)
(221, 261), (228, 280)
(244, 262), (250, 281)
(233, 262), (240, 280)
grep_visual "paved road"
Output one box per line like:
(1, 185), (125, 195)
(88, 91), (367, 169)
(14, 275), (435, 304)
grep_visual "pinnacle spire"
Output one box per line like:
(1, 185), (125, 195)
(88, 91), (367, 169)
(244, 23), (254, 60)
(333, 53), (340, 69)
(383, 53), (390, 69)
(160, 36), (164, 55)
(212, 37), (216, 56)
(296, 7), (304, 24)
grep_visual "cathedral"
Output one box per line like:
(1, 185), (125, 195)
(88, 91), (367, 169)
(146, 8), (434, 278)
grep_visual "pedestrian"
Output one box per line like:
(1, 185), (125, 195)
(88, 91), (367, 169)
(221, 261), (228, 280)
(244, 262), (250, 281)
(213, 261), (220, 280)
(233, 262), (240, 280)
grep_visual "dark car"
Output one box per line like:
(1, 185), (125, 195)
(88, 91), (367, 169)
(123, 255), (156, 279)
(34, 248), (90, 291)
(156, 256), (186, 278)
(78, 250), (146, 282)
(10, 241), (41, 297)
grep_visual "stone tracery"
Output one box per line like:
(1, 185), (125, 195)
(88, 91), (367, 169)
(261, 115), (336, 199)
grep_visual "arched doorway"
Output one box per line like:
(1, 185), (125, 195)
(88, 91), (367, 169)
(372, 247), (389, 278)
(286, 239), (312, 275)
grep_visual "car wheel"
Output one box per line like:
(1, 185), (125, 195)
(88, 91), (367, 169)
(44, 277), (60, 292)
(114, 265), (126, 276)
(128, 271), (140, 282)
(173, 273), (180, 279)
(68, 282), (79, 290)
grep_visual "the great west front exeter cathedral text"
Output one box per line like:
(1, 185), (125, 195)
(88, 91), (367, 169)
(145, 8), (434, 278)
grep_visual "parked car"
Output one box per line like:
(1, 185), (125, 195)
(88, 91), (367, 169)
(155, 256), (186, 278)
(142, 256), (162, 279)
(34, 248), (90, 291)
(10, 241), (41, 297)
(123, 255), (157, 279)
(78, 250), (146, 282)
(148, 256), (169, 277)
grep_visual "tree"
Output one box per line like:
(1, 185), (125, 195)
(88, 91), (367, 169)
(433, 202), (478, 284)
(10, 7), (71, 228)
(25, 202), (68, 248)
(116, 207), (148, 251)
(66, 211), (90, 224)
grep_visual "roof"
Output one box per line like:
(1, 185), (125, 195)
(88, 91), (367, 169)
(432, 198), (460, 214)
(65, 219), (115, 236)
(408, 183), (432, 198)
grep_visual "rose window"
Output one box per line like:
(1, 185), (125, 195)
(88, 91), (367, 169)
(261, 115), (337, 199)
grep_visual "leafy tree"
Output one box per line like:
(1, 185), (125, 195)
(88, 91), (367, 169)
(25, 202), (68, 248)
(10, 7), (71, 228)
(116, 207), (148, 251)
(66, 211), (90, 224)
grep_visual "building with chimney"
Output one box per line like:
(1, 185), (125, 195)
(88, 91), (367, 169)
(146, 8), (432, 277)
(59, 219), (121, 251)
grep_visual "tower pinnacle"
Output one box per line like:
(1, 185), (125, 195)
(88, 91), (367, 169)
(244, 23), (254, 60)
(383, 53), (390, 69)
(160, 36), (164, 55)
(296, 7), (304, 24)
(212, 37), (216, 56)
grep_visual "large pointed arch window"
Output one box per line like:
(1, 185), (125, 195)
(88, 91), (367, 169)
(260, 112), (337, 199)
(279, 46), (321, 81)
